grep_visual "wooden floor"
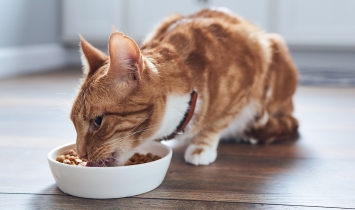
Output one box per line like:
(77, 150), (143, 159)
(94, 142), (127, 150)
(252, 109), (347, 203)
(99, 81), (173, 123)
(1, 68), (355, 209)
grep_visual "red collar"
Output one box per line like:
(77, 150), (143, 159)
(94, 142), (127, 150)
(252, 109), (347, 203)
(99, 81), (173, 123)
(162, 91), (198, 140)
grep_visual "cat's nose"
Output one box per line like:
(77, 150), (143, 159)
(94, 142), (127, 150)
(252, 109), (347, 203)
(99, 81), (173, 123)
(80, 153), (88, 160)
(76, 143), (87, 159)
(78, 152), (87, 160)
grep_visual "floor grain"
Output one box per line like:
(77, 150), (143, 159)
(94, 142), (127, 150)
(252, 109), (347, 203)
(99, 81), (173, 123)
(1, 194), (332, 210)
(1, 68), (354, 209)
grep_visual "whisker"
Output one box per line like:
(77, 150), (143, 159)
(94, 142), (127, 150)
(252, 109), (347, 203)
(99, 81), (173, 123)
(101, 125), (160, 149)
(100, 158), (107, 167)
(129, 105), (156, 133)
(101, 103), (157, 148)
(84, 103), (162, 161)
(148, 74), (157, 82)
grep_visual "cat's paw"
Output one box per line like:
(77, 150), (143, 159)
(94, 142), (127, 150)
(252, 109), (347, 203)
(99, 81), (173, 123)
(242, 136), (259, 145)
(184, 144), (217, 166)
(242, 135), (277, 145)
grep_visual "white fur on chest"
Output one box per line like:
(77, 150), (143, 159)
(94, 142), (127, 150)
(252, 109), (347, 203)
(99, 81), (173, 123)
(153, 94), (191, 140)
(221, 100), (260, 139)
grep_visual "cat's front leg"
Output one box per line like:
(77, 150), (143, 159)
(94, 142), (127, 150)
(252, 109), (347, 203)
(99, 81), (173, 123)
(184, 131), (220, 165)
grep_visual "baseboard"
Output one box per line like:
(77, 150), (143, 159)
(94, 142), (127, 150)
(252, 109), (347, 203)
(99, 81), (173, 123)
(289, 49), (355, 86)
(290, 49), (355, 71)
(2, 44), (354, 86)
(0, 44), (68, 79)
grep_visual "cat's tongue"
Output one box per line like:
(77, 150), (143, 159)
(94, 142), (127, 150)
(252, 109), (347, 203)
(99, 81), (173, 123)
(86, 162), (94, 167)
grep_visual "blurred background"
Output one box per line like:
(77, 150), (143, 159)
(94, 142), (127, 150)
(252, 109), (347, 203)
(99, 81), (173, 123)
(1, 2), (355, 207)
(0, 0), (355, 140)
(0, 0), (355, 84)
(1, 0), (355, 143)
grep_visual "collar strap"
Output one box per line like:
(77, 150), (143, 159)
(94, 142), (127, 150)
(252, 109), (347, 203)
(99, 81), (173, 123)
(162, 90), (198, 140)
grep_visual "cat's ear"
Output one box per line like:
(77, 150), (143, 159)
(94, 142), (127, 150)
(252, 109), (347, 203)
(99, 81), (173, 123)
(79, 35), (108, 77)
(108, 32), (144, 82)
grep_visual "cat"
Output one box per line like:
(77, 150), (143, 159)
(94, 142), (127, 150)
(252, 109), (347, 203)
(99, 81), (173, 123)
(70, 8), (298, 166)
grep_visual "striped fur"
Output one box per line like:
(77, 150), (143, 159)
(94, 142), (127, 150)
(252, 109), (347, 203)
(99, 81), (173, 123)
(71, 8), (298, 166)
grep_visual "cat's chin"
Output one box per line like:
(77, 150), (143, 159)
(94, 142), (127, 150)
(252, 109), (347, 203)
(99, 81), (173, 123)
(107, 152), (126, 166)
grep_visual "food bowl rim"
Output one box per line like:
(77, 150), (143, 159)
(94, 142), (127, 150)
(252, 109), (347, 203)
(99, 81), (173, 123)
(47, 142), (173, 170)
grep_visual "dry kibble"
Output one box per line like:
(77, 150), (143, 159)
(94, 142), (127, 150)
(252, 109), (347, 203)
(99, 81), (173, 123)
(146, 155), (153, 162)
(63, 159), (71, 164)
(56, 149), (87, 166)
(130, 156), (138, 162)
(79, 162), (87, 166)
(153, 155), (161, 160)
(56, 149), (162, 167)
(56, 155), (65, 163)
(124, 153), (162, 166)
(75, 159), (82, 164)
(68, 149), (77, 156)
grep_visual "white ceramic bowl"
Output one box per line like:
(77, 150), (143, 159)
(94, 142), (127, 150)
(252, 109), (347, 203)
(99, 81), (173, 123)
(47, 141), (172, 199)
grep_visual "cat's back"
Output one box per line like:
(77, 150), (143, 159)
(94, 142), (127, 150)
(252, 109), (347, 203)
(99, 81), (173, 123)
(141, 8), (267, 65)
(142, 8), (261, 47)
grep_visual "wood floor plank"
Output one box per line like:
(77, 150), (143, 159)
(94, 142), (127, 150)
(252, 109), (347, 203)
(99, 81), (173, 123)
(1, 142), (354, 208)
(136, 143), (355, 208)
(0, 194), (329, 210)
(1, 69), (355, 209)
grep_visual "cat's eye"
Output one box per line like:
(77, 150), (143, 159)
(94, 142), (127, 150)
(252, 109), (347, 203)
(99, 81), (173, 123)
(93, 115), (103, 129)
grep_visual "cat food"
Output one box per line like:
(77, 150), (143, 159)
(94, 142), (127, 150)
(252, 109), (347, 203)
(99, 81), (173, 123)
(125, 153), (162, 166)
(56, 149), (87, 166)
(56, 150), (162, 166)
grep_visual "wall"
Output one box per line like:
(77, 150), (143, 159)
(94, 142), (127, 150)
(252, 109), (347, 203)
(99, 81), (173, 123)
(1, 0), (354, 82)
(0, 0), (60, 47)
(0, 0), (67, 79)
(62, 0), (355, 78)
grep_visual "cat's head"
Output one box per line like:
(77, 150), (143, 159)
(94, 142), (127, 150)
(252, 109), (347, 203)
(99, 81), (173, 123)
(70, 32), (169, 166)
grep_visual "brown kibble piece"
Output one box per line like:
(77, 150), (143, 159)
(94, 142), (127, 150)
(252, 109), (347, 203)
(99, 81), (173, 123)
(56, 155), (65, 163)
(79, 162), (87, 166)
(63, 159), (71, 164)
(130, 156), (138, 162)
(153, 155), (161, 160)
(146, 155), (153, 161)
(68, 149), (77, 156)
(75, 159), (82, 164)
(69, 156), (76, 162)
(56, 149), (87, 166)
(124, 153), (162, 166)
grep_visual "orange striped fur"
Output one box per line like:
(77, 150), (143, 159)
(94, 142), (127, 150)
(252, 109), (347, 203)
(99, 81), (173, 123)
(71, 8), (298, 166)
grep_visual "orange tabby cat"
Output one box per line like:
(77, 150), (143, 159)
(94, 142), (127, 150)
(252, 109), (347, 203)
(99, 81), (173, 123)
(71, 8), (298, 166)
